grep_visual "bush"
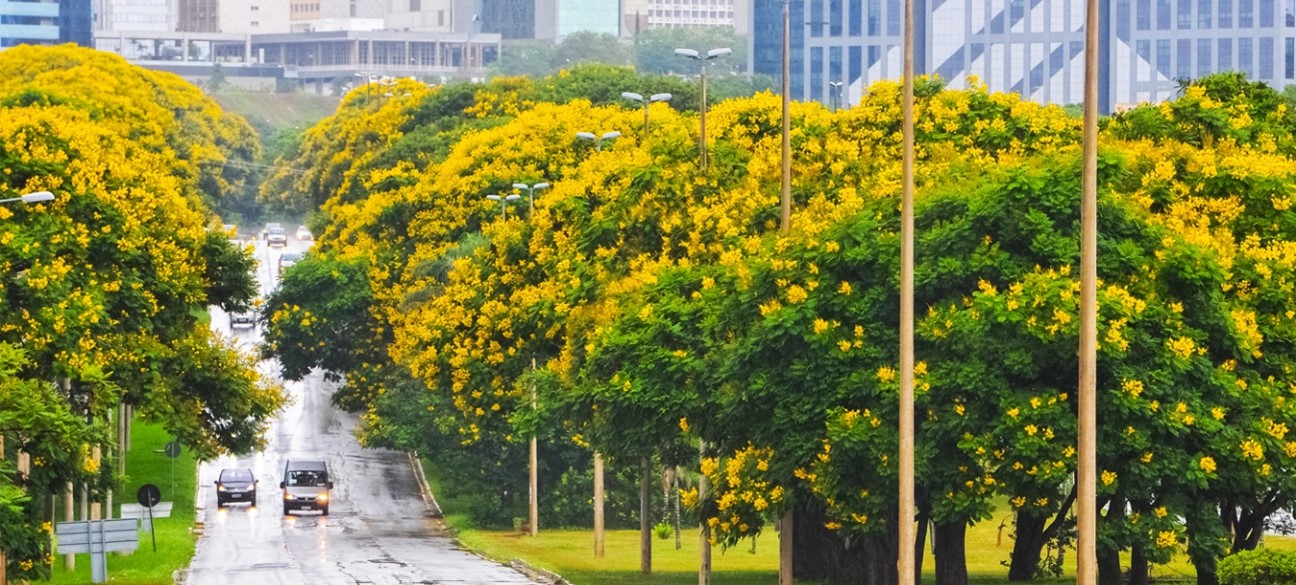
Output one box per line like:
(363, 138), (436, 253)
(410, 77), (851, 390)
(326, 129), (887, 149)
(1219, 548), (1296, 585)
(654, 521), (673, 540)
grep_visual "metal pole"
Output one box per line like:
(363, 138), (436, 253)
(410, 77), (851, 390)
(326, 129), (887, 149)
(698, 442), (711, 585)
(641, 457), (652, 574)
(700, 64), (708, 171)
(1077, 0), (1100, 576)
(593, 452), (605, 557)
(0, 435), (5, 585)
(780, 1), (792, 235)
(644, 102), (651, 134)
(898, 0), (917, 576)
(529, 358), (538, 537)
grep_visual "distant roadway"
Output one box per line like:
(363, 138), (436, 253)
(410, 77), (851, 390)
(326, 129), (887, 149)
(185, 236), (536, 585)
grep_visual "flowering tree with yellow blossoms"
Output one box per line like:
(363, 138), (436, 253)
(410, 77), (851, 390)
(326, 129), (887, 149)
(0, 46), (283, 581)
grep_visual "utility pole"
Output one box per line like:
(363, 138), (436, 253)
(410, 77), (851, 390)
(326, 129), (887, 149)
(899, 0), (918, 577)
(780, 0), (792, 235)
(1077, 0), (1100, 575)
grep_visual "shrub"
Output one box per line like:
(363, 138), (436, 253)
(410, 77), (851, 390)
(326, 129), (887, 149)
(1218, 548), (1296, 585)
(654, 521), (673, 540)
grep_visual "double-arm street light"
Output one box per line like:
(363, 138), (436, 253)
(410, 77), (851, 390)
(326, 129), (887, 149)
(828, 81), (845, 112)
(511, 182), (550, 217)
(673, 47), (731, 171)
(485, 193), (520, 220)
(575, 131), (621, 151)
(0, 191), (54, 205)
(621, 92), (672, 133)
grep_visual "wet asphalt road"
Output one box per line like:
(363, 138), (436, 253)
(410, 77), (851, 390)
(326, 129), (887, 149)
(186, 237), (535, 585)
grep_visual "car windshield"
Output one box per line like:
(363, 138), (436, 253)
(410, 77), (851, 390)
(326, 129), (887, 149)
(220, 469), (252, 482)
(269, 227), (285, 235)
(288, 470), (327, 487)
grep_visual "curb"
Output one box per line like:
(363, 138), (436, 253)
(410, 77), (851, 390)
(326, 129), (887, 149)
(507, 559), (572, 585)
(407, 452), (443, 518)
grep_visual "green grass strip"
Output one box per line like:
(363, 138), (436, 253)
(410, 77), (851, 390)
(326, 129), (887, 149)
(50, 419), (198, 585)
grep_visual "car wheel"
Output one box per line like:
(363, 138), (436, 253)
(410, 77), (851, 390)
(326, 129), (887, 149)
(321, 504), (329, 516)
(283, 503), (291, 516)
(216, 498), (225, 508)
(250, 491), (258, 507)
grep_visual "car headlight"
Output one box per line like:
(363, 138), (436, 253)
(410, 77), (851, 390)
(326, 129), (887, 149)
(217, 485), (226, 492)
(316, 494), (329, 503)
(284, 492), (293, 500)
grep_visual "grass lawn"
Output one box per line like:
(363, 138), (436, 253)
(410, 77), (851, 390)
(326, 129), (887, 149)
(211, 92), (340, 138)
(50, 419), (198, 585)
(427, 459), (1296, 585)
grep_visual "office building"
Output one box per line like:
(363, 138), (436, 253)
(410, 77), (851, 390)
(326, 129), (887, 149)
(1, 0), (92, 48)
(751, 0), (1296, 112)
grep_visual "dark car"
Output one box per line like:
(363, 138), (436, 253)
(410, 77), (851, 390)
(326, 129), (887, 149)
(215, 468), (257, 508)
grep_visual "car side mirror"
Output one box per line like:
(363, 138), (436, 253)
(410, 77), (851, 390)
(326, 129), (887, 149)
(254, 479), (259, 485)
(279, 481), (285, 489)
(327, 481), (334, 489)
(214, 481), (219, 486)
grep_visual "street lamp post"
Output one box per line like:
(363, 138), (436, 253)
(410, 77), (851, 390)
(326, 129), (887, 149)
(485, 193), (520, 220)
(511, 182), (550, 217)
(621, 92), (673, 133)
(0, 191), (54, 205)
(673, 47), (731, 171)
(573, 132), (619, 559)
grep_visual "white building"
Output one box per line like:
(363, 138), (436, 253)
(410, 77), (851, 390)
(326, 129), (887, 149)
(220, 0), (291, 33)
(96, 0), (174, 32)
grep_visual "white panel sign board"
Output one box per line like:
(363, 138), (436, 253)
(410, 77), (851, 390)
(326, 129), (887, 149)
(119, 502), (173, 519)
(56, 519), (139, 584)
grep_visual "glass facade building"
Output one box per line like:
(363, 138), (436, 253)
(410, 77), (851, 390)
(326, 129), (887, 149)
(557, 0), (621, 36)
(752, 0), (1295, 112)
(1, 0), (91, 49)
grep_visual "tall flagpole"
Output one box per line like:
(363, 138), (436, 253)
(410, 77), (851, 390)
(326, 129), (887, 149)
(899, 0), (917, 578)
(1077, 0), (1100, 575)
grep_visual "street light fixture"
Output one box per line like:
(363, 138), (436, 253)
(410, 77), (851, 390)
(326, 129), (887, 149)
(674, 47), (731, 171)
(828, 81), (845, 112)
(0, 191), (55, 205)
(511, 182), (550, 217)
(575, 131), (621, 151)
(621, 92), (672, 133)
(485, 193), (521, 220)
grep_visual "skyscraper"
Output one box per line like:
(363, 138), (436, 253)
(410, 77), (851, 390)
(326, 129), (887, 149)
(750, 0), (1296, 112)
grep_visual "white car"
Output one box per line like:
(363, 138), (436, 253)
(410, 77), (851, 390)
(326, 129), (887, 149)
(265, 225), (287, 247)
(296, 226), (313, 241)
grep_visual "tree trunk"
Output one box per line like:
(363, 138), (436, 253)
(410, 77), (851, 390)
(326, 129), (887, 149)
(1097, 496), (1125, 585)
(593, 451), (604, 558)
(779, 510), (793, 585)
(792, 502), (876, 585)
(934, 521), (969, 585)
(698, 444), (711, 585)
(914, 505), (930, 584)
(1231, 507), (1267, 552)
(1008, 511), (1048, 581)
(1128, 542), (1149, 585)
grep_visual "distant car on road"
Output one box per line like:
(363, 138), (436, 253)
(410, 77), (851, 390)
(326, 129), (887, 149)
(215, 468), (257, 508)
(265, 224), (287, 247)
(296, 225), (312, 241)
(230, 311), (256, 331)
(278, 252), (303, 277)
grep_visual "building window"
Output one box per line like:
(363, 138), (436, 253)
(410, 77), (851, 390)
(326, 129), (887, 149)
(1199, 38), (1214, 74)
(1157, 38), (1172, 74)
(1240, 37), (1254, 76)
(1180, 0), (1193, 27)
(849, 44), (861, 83)
(1119, 0), (1132, 36)
(1138, 0), (1152, 29)
(1261, 0), (1275, 26)
(1200, 0), (1213, 26)
(1158, 0), (1173, 27)
(850, 0), (862, 34)
(1219, 37), (1233, 67)
(1241, 0), (1254, 26)
(1178, 38), (1193, 76)
(411, 0), (420, 10)
(1286, 36), (1294, 76)
(1261, 36), (1274, 76)
(1220, 0), (1233, 26)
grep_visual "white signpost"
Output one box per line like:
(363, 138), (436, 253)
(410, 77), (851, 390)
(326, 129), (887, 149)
(56, 519), (139, 584)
